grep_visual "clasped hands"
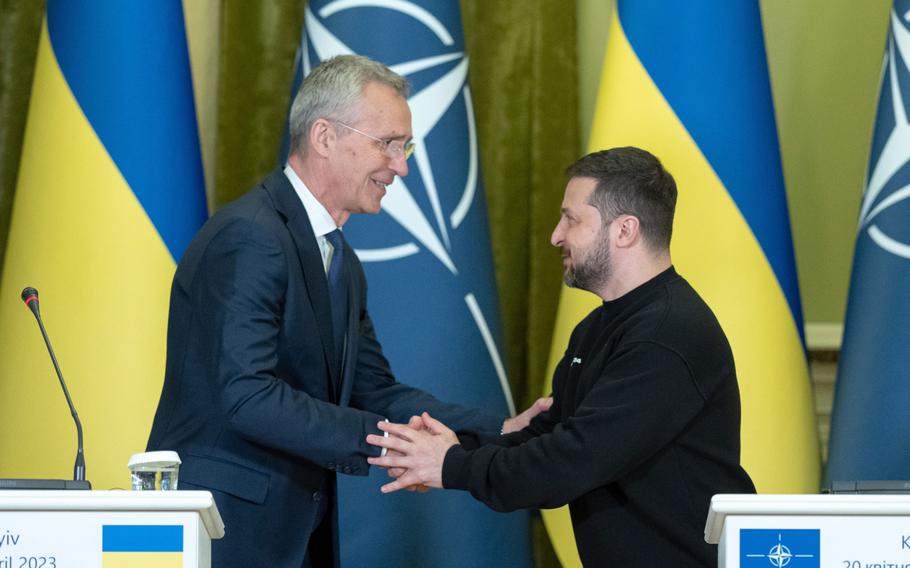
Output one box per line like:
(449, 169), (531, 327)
(367, 412), (454, 493)
(366, 397), (553, 494)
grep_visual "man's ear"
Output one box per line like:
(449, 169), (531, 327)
(614, 215), (641, 248)
(308, 118), (334, 158)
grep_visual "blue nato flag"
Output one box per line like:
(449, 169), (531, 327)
(827, 0), (910, 482)
(291, 1), (532, 566)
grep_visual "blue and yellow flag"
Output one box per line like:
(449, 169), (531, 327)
(297, 1), (532, 566)
(102, 525), (183, 568)
(544, 2), (820, 564)
(0, 1), (208, 490)
(827, 0), (910, 482)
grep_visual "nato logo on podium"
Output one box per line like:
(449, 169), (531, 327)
(741, 529), (820, 567)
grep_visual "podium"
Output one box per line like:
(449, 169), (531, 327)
(705, 494), (910, 567)
(0, 490), (224, 567)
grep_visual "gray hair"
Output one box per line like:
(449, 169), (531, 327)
(288, 54), (409, 154)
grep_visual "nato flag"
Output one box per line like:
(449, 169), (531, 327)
(297, 1), (533, 566)
(827, 0), (910, 482)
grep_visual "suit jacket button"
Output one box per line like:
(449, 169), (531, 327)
(312, 491), (321, 502)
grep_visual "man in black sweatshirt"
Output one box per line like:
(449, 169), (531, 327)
(367, 147), (756, 566)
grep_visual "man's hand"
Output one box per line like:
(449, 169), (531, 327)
(502, 396), (553, 434)
(387, 415), (428, 493)
(366, 412), (457, 493)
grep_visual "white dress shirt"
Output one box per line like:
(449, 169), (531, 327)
(284, 164), (340, 274)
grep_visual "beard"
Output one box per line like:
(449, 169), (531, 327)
(563, 237), (611, 293)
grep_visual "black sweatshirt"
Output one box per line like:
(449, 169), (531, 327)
(444, 266), (756, 567)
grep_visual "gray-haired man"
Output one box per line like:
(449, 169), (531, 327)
(147, 54), (545, 567)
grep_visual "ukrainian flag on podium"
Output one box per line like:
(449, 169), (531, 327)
(544, 2), (821, 565)
(0, 1), (207, 490)
(101, 525), (183, 568)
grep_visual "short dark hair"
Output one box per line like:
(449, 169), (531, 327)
(566, 147), (677, 251)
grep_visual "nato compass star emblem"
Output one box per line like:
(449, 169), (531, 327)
(858, 6), (910, 260)
(745, 533), (815, 567)
(741, 530), (819, 568)
(302, 0), (515, 414)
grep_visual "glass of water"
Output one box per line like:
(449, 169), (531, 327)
(128, 451), (181, 491)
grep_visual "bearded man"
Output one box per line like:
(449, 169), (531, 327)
(368, 146), (756, 567)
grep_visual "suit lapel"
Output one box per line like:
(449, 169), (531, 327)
(262, 170), (340, 385)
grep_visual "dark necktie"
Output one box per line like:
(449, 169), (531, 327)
(324, 229), (348, 365)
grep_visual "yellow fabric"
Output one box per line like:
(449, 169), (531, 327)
(542, 11), (820, 566)
(0, 21), (176, 490)
(182, 0), (219, 207)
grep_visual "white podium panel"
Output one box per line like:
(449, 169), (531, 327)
(706, 494), (910, 568)
(0, 491), (223, 568)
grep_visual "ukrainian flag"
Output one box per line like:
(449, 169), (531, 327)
(102, 525), (183, 567)
(543, 2), (820, 564)
(0, 1), (207, 490)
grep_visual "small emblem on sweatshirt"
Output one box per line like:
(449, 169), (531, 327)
(571, 357), (582, 366)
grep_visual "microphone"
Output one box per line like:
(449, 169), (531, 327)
(0, 288), (91, 490)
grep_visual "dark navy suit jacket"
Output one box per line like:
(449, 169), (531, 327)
(147, 169), (501, 567)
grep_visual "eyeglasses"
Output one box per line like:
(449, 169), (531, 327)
(332, 120), (416, 159)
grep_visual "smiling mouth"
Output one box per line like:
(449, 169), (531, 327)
(372, 179), (390, 189)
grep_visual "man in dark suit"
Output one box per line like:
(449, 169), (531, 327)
(146, 54), (545, 567)
(368, 147), (756, 567)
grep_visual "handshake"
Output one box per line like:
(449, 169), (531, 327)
(366, 397), (553, 494)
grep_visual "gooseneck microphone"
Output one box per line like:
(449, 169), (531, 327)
(3, 287), (90, 489)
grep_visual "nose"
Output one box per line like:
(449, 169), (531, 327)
(551, 219), (565, 247)
(390, 152), (409, 177)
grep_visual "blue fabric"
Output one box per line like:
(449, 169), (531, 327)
(618, 0), (804, 337)
(826, 0), (910, 481)
(296, 1), (532, 566)
(47, 0), (208, 261)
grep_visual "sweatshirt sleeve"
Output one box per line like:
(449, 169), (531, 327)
(441, 341), (706, 511)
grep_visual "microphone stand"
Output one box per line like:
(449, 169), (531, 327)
(0, 288), (91, 490)
(34, 302), (87, 483)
